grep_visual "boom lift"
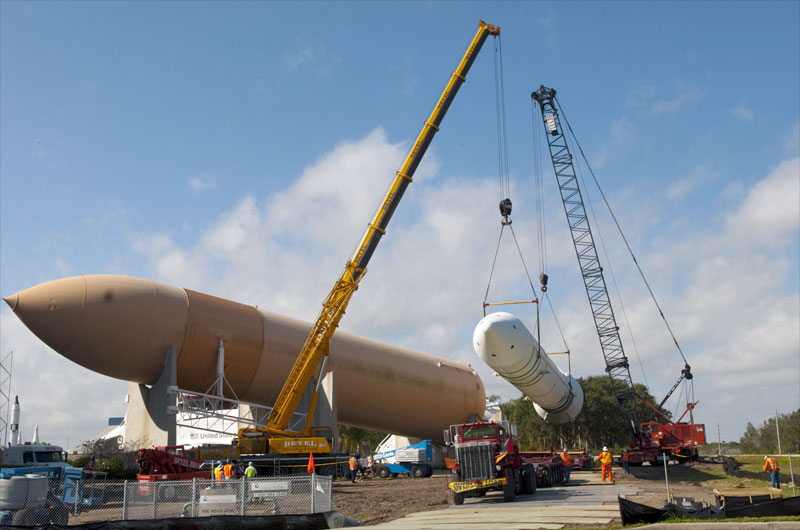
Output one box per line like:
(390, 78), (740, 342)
(531, 86), (705, 463)
(236, 21), (501, 455)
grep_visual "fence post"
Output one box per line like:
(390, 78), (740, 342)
(73, 478), (80, 517)
(311, 473), (316, 513)
(122, 480), (128, 520)
(240, 477), (246, 515)
(152, 481), (158, 519)
(192, 478), (197, 517)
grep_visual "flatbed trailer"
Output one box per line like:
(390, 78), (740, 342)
(518, 452), (565, 487)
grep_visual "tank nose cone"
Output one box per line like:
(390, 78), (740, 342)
(3, 293), (19, 311)
(5, 276), (86, 354)
(4, 275), (189, 384)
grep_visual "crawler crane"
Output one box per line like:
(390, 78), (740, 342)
(531, 86), (705, 464)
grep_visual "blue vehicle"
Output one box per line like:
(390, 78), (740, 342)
(372, 439), (433, 479)
(0, 466), (70, 525)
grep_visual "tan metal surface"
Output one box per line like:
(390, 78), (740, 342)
(5, 275), (485, 440)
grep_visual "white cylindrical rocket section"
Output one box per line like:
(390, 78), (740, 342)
(473, 312), (583, 423)
(10, 395), (20, 446)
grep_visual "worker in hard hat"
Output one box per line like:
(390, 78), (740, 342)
(214, 461), (224, 486)
(245, 461), (257, 479)
(223, 458), (234, 481)
(349, 454), (358, 483)
(598, 446), (613, 483)
(560, 448), (572, 483)
(763, 455), (780, 489)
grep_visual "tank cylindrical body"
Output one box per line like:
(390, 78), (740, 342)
(473, 311), (582, 423)
(5, 275), (485, 441)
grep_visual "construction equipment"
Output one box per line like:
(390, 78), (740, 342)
(236, 20), (501, 453)
(531, 85), (705, 464)
(136, 445), (209, 500)
(371, 438), (433, 479)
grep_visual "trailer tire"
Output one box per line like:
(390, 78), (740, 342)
(411, 465), (424, 478)
(453, 491), (464, 505)
(376, 466), (391, 479)
(522, 464), (535, 495)
(503, 467), (515, 502)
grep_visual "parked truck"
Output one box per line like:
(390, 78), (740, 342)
(371, 439), (434, 479)
(443, 420), (537, 505)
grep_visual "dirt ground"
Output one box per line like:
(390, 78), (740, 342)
(332, 462), (750, 526)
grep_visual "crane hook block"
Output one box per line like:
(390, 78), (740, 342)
(539, 272), (549, 293)
(499, 198), (512, 218)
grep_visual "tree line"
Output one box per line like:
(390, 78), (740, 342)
(737, 409), (800, 454)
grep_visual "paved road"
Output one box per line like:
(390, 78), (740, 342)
(369, 471), (640, 529)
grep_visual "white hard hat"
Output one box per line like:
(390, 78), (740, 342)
(603, 446), (608, 451)
(764, 455), (769, 460)
(249, 462), (253, 466)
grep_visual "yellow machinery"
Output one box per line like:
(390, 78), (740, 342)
(237, 20), (500, 455)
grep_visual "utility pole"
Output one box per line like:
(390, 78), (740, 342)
(775, 409), (782, 455)
(717, 423), (722, 455)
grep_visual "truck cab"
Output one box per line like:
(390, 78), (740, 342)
(1, 444), (67, 469)
(443, 420), (534, 505)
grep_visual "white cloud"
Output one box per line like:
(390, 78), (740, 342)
(666, 165), (719, 199)
(189, 176), (216, 193)
(726, 157), (800, 247)
(732, 102), (754, 121)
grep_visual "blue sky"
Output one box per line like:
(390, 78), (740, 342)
(1, 1), (798, 450)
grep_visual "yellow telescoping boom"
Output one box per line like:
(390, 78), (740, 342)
(238, 20), (500, 454)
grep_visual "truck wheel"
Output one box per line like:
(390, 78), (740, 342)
(453, 491), (464, 505)
(160, 484), (178, 502)
(503, 468), (515, 502)
(411, 466), (424, 478)
(424, 464), (433, 477)
(377, 466), (391, 479)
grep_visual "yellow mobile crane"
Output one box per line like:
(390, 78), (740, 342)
(237, 20), (500, 455)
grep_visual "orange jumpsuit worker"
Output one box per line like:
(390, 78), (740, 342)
(763, 455), (780, 489)
(599, 446), (613, 483)
(560, 449), (572, 482)
(349, 455), (358, 484)
(223, 458), (234, 481)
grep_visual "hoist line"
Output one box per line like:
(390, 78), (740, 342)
(482, 224), (507, 314)
(493, 35), (510, 201)
(531, 102), (548, 276)
(554, 95), (689, 366)
(543, 292), (571, 375)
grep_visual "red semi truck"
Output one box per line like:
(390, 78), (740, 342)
(444, 420), (572, 505)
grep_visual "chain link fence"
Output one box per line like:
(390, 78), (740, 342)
(0, 474), (332, 525)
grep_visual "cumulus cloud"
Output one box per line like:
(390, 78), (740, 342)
(130, 131), (798, 442)
(726, 157), (800, 247)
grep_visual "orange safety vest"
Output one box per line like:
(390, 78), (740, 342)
(763, 457), (779, 472)
(214, 467), (224, 483)
(561, 452), (571, 467)
(349, 456), (357, 470)
(224, 463), (234, 478)
(599, 451), (612, 465)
